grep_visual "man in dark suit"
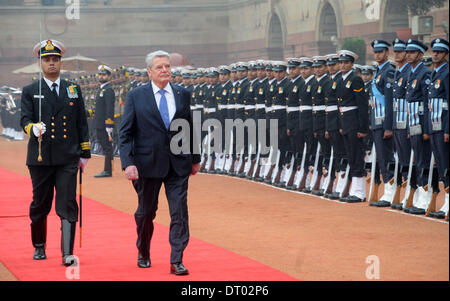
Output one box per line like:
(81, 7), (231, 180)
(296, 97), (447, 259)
(93, 64), (115, 178)
(20, 39), (91, 266)
(119, 50), (201, 275)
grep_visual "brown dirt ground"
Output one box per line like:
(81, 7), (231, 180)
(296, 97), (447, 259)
(0, 136), (448, 281)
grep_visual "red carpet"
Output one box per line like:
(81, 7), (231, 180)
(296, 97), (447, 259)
(0, 168), (297, 281)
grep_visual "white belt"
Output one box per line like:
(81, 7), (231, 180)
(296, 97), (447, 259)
(235, 104), (245, 109)
(287, 107), (300, 112)
(227, 104), (236, 109)
(299, 105), (312, 111)
(339, 106), (358, 113)
(272, 105), (286, 111)
(204, 108), (216, 113)
(266, 107), (273, 113)
(196, 104), (204, 109)
(312, 105), (326, 112)
(190, 106), (196, 110)
(256, 104), (266, 109)
(245, 105), (256, 110)
(217, 104), (225, 110)
(325, 105), (338, 112)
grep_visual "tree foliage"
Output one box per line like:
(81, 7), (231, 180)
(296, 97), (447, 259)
(341, 38), (366, 65)
(397, 0), (446, 16)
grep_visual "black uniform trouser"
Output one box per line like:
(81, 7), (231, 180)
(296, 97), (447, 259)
(277, 124), (289, 165)
(28, 162), (79, 224)
(393, 129), (411, 184)
(132, 164), (189, 264)
(328, 130), (346, 174)
(430, 132), (449, 188)
(298, 128), (316, 172)
(410, 134), (432, 187)
(96, 128), (113, 172)
(372, 128), (395, 183)
(342, 130), (367, 178)
(316, 130), (331, 179)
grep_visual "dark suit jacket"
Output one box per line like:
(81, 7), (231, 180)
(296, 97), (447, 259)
(20, 78), (91, 166)
(119, 81), (201, 178)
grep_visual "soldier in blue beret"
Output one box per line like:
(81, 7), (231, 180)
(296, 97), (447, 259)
(403, 39), (437, 214)
(368, 40), (396, 207)
(390, 38), (413, 209)
(426, 38), (449, 219)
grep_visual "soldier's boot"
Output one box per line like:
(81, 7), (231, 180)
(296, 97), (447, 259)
(94, 155), (113, 178)
(31, 218), (47, 260)
(61, 219), (77, 266)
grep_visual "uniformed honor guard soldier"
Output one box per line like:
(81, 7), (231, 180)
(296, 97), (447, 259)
(323, 54), (346, 199)
(216, 65), (233, 173)
(336, 50), (369, 203)
(270, 61), (290, 185)
(93, 65), (116, 178)
(422, 56), (433, 69)
(390, 38), (413, 209)
(403, 39), (437, 214)
(203, 68), (220, 173)
(361, 65), (375, 157)
(368, 40), (396, 207)
(286, 58), (303, 177)
(426, 38), (449, 219)
(241, 61), (258, 177)
(20, 39), (91, 265)
(298, 57), (318, 192)
(311, 56), (332, 195)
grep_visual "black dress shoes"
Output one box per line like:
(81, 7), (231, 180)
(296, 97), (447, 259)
(371, 200), (391, 207)
(327, 192), (340, 200)
(170, 262), (189, 275)
(429, 211), (446, 219)
(33, 245), (46, 260)
(311, 189), (324, 196)
(408, 207), (425, 215)
(94, 171), (112, 178)
(137, 253), (151, 268)
(391, 203), (403, 210)
(345, 195), (366, 203)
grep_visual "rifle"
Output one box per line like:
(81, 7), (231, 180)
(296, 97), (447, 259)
(339, 163), (351, 199)
(294, 144), (308, 191)
(390, 152), (401, 207)
(252, 143), (262, 179)
(367, 143), (378, 204)
(308, 143), (322, 192)
(322, 147), (334, 195)
(271, 150), (282, 185)
(425, 154), (437, 216)
(286, 153), (299, 188)
(263, 146), (275, 183)
(402, 149), (415, 209)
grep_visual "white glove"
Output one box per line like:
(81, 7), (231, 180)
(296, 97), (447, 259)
(78, 158), (89, 173)
(32, 122), (46, 137)
(106, 127), (113, 136)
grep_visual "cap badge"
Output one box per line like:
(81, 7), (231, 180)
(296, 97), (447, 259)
(45, 40), (55, 51)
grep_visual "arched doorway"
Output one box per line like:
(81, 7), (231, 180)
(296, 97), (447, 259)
(267, 13), (284, 60)
(317, 2), (338, 55)
(383, 0), (409, 33)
